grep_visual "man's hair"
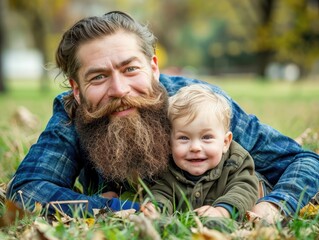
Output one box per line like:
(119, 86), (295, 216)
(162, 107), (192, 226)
(168, 84), (232, 131)
(55, 11), (156, 83)
(55, 11), (157, 119)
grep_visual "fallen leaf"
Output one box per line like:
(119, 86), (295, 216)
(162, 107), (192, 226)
(191, 228), (229, 240)
(85, 217), (95, 227)
(0, 200), (26, 227)
(129, 214), (161, 240)
(11, 106), (39, 130)
(246, 211), (261, 223)
(299, 203), (319, 218)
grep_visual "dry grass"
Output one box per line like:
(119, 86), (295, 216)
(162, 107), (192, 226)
(0, 77), (318, 239)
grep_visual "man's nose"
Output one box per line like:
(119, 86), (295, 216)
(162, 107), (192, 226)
(107, 73), (130, 98)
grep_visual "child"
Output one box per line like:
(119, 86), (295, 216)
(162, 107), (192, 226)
(142, 84), (258, 220)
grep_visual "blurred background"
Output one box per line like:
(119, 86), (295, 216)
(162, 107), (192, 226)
(1, 0), (319, 89)
(0, 0), (319, 181)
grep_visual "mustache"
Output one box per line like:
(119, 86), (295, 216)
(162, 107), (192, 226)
(81, 92), (165, 123)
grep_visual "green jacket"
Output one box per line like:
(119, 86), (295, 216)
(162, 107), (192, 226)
(147, 141), (258, 220)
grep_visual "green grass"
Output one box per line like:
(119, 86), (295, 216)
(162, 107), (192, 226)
(0, 77), (319, 239)
(0, 79), (65, 128)
(0, 198), (318, 239)
(1, 77), (319, 182)
(1, 76), (319, 136)
(0, 79), (66, 182)
(202, 76), (319, 138)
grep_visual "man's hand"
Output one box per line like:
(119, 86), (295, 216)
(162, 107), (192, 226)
(141, 202), (160, 219)
(251, 201), (283, 224)
(101, 191), (119, 199)
(194, 205), (230, 218)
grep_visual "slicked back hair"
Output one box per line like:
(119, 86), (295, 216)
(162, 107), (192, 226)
(55, 11), (156, 83)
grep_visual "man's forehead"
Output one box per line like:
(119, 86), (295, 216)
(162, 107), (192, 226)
(77, 34), (144, 66)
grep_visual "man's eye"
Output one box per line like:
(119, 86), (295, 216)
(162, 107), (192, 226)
(126, 66), (137, 72)
(92, 74), (106, 80)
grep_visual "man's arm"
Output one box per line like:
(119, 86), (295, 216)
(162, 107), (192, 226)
(230, 100), (319, 215)
(6, 92), (139, 215)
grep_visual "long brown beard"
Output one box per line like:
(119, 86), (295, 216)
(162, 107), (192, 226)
(74, 82), (171, 183)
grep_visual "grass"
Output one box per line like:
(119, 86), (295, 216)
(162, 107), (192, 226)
(202, 76), (319, 139)
(0, 76), (319, 239)
(1, 76), (319, 136)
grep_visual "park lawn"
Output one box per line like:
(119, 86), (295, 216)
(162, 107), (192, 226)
(202, 76), (319, 139)
(0, 77), (319, 239)
(1, 77), (319, 182)
(1, 76), (319, 137)
(0, 79), (65, 129)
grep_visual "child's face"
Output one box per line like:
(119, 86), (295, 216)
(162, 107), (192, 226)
(170, 111), (232, 176)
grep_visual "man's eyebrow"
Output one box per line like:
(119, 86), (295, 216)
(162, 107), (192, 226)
(84, 67), (108, 79)
(116, 56), (139, 68)
(83, 56), (140, 79)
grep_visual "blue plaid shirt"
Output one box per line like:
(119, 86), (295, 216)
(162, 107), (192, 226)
(7, 74), (319, 216)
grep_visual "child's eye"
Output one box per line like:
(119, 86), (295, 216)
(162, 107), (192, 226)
(203, 135), (213, 140)
(178, 136), (189, 140)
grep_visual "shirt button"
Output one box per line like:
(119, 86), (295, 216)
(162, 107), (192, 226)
(195, 192), (200, 198)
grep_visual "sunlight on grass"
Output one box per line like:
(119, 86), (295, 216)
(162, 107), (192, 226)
(1, 77), (319, 182)
(203, 76), (319, 138)
(0, 77), (319, 239)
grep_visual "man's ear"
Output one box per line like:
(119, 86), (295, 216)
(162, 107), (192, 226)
(151, 55), (160, 81)
(223, 131), (233, 153)
(69, 79), (81, 104)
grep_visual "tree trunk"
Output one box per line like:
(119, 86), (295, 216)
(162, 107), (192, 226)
(0, 0), (6, 93)
(255, 0), (275, 77)
(31, 12), (50, 91)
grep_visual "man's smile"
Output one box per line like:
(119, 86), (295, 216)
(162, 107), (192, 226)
(115, 105), (131, 112)
(112, 106), (136, 117)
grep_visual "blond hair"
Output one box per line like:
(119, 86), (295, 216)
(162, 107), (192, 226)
(168, 84), (231, 131)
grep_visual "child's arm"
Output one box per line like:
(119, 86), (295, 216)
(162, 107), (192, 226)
(141, 202), (161, 219)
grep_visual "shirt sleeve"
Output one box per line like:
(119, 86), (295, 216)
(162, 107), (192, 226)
(229, 100), (319, 215)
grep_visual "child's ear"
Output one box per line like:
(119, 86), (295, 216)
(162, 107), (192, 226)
(223, 131), (233, 153)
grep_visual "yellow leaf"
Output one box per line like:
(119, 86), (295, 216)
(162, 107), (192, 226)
(299, 203), (319, 218)
(85, 218), (95, 227)
(191, 228), (228, 240)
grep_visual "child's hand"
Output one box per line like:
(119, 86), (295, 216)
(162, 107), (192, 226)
(141, 202), (160, 219)
(101, 191), (119, 199)
(194, 205), (230, 218)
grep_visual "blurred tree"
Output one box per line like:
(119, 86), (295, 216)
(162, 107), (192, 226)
(8, 0), (70, 90)
(273, 0), (319, 75)
(226, 0), (276, 77)
(8, 0), (51, 90)
(222, 0), (319, 77)
(254, 0), (275, 77)
(7, 0), (318, 79)
(143, 0), (319, 77)
(0, 0), (6, 93)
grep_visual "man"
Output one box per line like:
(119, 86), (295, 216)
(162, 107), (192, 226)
(7, 11), (319, 223)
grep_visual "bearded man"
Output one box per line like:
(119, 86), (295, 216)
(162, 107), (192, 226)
(73, 79), (171, 183)
(7, 11), (319, 223)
